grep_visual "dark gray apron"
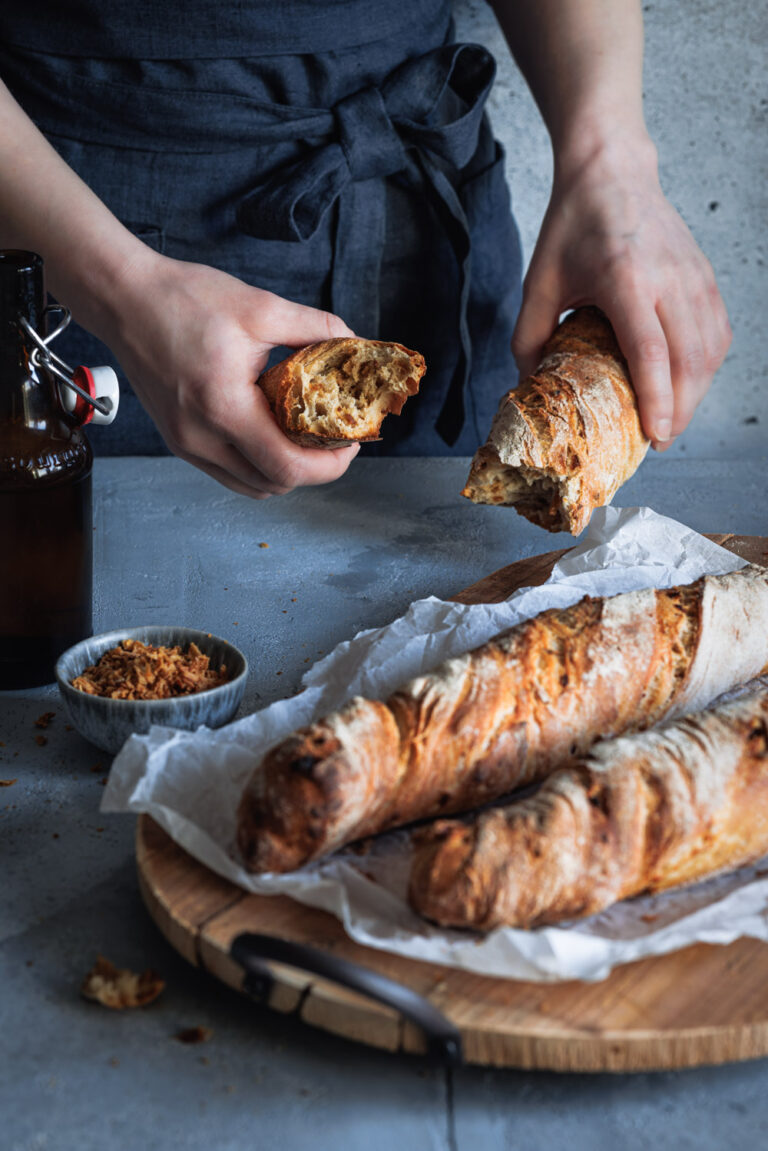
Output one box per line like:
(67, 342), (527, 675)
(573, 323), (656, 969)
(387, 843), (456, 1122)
(0, 1), (523, 456)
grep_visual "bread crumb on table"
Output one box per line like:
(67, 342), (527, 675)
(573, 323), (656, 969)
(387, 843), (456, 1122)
(174, 1026), (213, 1045)
(81, 956), (165, 1009)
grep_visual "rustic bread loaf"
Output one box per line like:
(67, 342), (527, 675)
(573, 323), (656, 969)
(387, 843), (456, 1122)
(236, 564), (768, 874)
(258, 338), (426, 448)
(408, 688), (768, 931)
(462, 307), (648, 534)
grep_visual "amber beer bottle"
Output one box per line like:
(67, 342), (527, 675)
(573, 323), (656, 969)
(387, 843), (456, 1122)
(0, 251), (93, 688)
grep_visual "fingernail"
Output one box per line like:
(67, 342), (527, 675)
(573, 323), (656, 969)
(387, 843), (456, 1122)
(655, 418), (672, 441)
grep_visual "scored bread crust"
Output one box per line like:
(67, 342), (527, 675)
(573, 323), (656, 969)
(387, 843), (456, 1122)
(462, 307), (649, 535)
(236, 564), (768, 875)
(258, 337), (426, 448)
(408, 687), (768, 931)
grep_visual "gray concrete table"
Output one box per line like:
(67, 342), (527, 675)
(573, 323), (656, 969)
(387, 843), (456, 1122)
(2, 454), (767, 1151)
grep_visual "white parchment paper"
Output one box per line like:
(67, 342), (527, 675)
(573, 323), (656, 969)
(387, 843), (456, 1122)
(104, 506), (768, 982)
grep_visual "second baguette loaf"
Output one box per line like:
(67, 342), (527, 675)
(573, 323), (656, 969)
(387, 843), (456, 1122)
(237, 564), (768, 874)
(408, 688), (768, 930)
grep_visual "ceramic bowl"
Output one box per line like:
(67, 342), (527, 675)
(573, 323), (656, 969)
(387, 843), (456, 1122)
(55, 625), (248, 755)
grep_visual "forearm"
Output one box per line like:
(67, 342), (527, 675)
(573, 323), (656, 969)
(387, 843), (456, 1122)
(0, 77), (153, 337)
(489, 0), (654, 171)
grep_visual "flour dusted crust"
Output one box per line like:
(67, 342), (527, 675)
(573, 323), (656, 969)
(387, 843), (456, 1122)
(236, 564), (768, 875)
(462, 307), (649, 535)
(676, 566), (768, 714)
(409, 688), (768, 931)
(258, 338), (426, 448)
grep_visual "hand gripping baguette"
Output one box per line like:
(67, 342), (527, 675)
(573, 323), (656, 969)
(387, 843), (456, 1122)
(258, 337), (426, 448)
(236, 564), (768, 874)
(462, 307), (649, 535)
(408, 687), (768, 931)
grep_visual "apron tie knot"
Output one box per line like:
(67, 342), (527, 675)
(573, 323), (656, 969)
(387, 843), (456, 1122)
(334, 87), (406, 183)
(237, 42), (496, 444)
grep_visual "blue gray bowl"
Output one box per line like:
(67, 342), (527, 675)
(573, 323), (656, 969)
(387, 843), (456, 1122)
(55, 626), (248, 755)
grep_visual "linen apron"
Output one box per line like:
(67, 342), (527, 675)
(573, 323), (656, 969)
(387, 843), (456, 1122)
(0, 0), (524, 457)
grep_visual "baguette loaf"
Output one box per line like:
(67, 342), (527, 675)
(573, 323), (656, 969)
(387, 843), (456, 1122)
(408, 688), (768, 931)
(462, 307), (648, 535)
(258, 337), (426, 448)
(236, 564), (768, 874)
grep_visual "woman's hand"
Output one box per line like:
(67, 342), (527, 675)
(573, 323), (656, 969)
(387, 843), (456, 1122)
(0, 79), (357, 496)
(490, 0), (732, 450)
(102, 251), (359, 498)
(511, 137), (732, 450)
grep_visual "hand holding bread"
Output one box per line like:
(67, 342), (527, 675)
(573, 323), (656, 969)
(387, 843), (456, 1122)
(463, 307), (649, 534)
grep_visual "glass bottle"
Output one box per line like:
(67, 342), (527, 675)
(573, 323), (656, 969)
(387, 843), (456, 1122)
(0, 250), (93, 688)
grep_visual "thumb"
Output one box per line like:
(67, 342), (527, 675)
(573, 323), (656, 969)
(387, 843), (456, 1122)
(254, 289), (355, 348)
(511, 284), (561, 382)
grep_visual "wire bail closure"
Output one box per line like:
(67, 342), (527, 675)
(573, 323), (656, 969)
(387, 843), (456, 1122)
(19, 306), (119, 426)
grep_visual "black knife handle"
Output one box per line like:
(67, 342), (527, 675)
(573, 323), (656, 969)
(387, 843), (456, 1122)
(230, 931), (462, 1065)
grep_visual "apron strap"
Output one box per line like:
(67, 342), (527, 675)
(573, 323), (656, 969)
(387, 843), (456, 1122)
(236, 42), (495, 446)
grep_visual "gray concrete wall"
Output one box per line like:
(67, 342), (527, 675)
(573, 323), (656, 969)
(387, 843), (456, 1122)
(454, 0), (767, 461)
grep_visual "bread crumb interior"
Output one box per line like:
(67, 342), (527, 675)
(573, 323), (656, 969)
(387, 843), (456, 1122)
(467, 458), (568, 531)
(294, 344), (417, 438)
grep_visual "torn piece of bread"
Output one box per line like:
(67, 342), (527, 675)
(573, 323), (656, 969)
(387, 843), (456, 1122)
(462, 307), (648, 535)
(81, 956), (165, 1009)
(258, 337), (426, 448)
(408, 688), (768, 932)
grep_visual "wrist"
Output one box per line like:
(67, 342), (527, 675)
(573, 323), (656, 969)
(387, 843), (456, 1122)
(552, 115), (658, 186)
(55, 233), (164, 345)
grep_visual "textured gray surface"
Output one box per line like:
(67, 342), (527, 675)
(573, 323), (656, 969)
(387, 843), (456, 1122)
(454, 0), (768, 459)
(1, 455), (767, 1150)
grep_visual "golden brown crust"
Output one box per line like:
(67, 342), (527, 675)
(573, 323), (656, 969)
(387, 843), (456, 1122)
(236, 564), (768, 874)
(258, 338), (426, 448)
(408, 689), (768, 931)
(462, 307), (649, 534)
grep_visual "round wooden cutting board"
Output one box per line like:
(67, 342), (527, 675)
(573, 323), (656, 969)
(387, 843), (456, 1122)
(137, 533), (768, 1072)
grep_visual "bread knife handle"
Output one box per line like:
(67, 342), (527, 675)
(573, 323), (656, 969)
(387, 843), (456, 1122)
(230, 931), (462, 1065)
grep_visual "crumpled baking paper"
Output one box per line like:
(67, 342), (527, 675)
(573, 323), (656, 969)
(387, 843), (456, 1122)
(104, 506), (768, 983)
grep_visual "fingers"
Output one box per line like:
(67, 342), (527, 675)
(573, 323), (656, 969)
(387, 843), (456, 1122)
(255, 289), (355, 348)
(597, 284), (675, 446)
(167, 403), (360, 499)
(167, 379), (360, 495)
(177, 452), (276, 500)
(222, 386), (361, 489)
(695, 259), (733, 380)
(655, 293), (711, 449)
(173, 436), (359, 500)
(644, 260), (730, 450)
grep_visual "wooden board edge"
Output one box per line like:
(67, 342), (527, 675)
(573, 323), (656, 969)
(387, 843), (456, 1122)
(140, 845), (768, 1071)
(458, 1022), (768, 1073)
